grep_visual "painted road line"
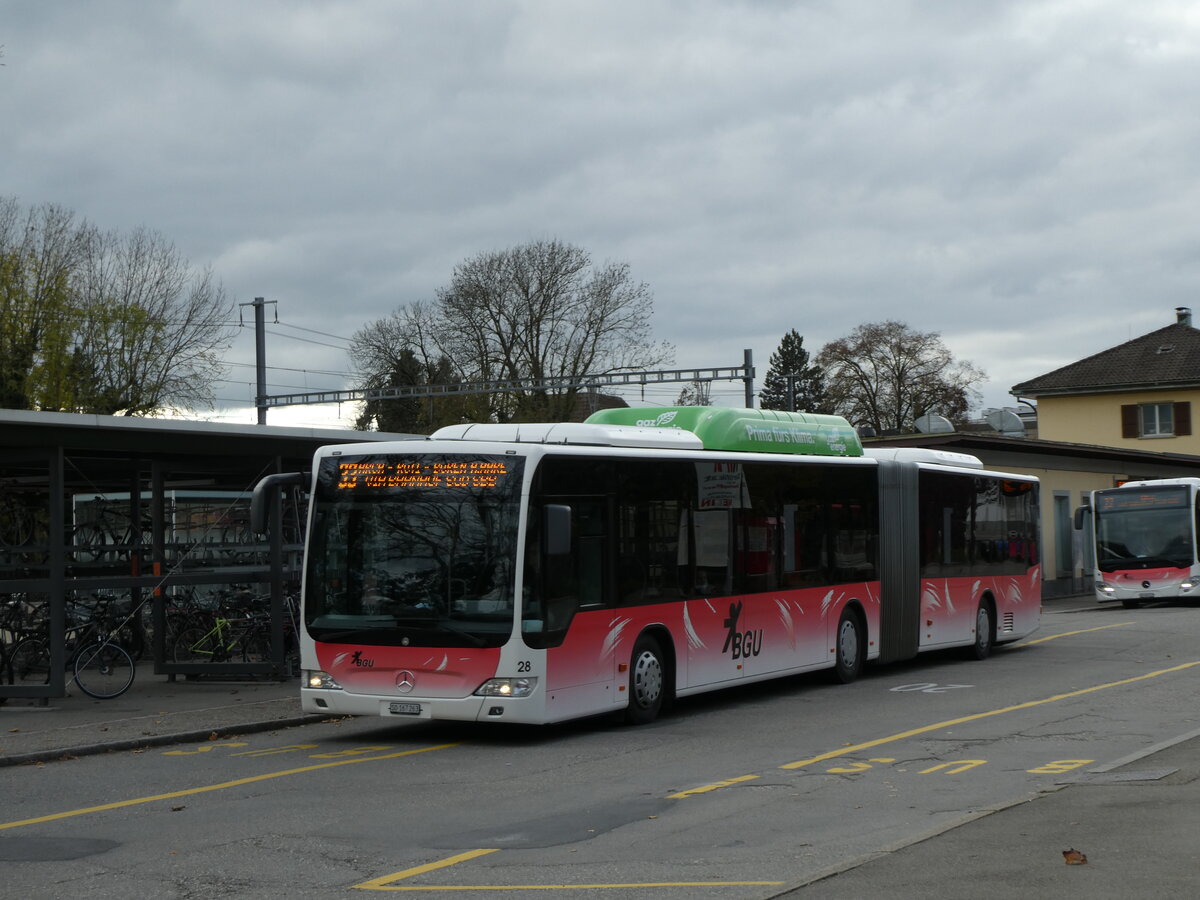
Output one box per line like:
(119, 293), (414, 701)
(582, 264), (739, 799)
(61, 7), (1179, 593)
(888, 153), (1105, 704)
(1017, 622), (1135, 646)
(781, 660), (1200, 770)
(355, 881), (787, 892)
(0, 743), (461, 831)
(354, 850), (500, 890)
(667, 774), (759, 799)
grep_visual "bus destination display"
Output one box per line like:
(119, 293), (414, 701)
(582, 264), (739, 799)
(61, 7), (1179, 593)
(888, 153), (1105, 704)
(1098, 489), (1188, 512)
(336, 458), (514, 491)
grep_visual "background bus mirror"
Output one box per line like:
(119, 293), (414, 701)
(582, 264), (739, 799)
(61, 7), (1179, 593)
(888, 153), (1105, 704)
(1073, 505), (1089, 530)
(544, 504), (572, 556)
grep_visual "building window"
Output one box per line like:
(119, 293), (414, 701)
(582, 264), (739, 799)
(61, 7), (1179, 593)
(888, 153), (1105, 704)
(1142, 403), (1174, 436)
(1121, 402), (1192, 439)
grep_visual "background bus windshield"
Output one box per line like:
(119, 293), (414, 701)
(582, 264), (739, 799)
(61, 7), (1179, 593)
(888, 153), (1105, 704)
(306, 454), (524, 648)
(1096, 486), (1194, 571)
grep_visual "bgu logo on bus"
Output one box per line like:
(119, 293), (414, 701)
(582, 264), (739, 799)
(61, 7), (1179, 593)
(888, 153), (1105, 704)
(722, 600), (763, 660)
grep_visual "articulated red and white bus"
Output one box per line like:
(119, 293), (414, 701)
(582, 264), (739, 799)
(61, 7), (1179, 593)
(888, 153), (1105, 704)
(256, 406), (1040, 726)
(1080, 478), (1200, 608)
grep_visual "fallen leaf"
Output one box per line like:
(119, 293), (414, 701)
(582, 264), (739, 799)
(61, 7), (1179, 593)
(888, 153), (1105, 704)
(207, 732), (219, 741)
(1062, 848), (1088, 865)
(171, 805), (186, 812)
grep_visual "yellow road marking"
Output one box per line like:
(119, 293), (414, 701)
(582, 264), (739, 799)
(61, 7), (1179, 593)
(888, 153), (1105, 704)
(354, 849), (500, 889)
(355, 850), (785, 893)
(667, 774), (759, 799)
(356, 882), (787, 892)
(1018, 622), (1135, 645)
(781, 660), (1200, 769)
(0, 743), (461, 831)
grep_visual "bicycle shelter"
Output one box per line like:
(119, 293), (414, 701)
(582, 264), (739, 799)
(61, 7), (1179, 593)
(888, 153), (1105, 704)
(0, 409), (422, 702)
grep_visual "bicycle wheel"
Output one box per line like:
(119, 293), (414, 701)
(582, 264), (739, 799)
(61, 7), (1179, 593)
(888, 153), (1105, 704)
(240, 628), (272, 663)
(172, 626), (210, 663)
(10, 637), (51, 684)
(0, 641), (12, 689)
(73, 641), (135, 699)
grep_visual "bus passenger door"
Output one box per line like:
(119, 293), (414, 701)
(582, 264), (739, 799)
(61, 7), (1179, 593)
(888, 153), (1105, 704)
(539, 498), (618, 713)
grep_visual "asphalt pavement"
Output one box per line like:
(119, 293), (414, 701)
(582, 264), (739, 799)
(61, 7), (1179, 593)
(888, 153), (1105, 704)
(4, 594), (1200, 898)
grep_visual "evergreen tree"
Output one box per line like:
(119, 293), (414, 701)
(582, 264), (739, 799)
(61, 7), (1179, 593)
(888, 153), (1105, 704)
(759, 329), (828, 412)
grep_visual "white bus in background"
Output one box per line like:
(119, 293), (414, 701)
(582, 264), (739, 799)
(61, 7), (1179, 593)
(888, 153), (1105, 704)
(254, 406), (1040, 726)
(1078, 478), (1200, 608)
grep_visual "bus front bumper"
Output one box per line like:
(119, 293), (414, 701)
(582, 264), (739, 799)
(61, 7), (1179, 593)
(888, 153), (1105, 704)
(300, 687), (543, 723)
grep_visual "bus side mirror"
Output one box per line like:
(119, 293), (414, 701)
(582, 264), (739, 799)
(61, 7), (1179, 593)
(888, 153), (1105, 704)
(251, 472), (308, 534)
(543, 504), (572, 556)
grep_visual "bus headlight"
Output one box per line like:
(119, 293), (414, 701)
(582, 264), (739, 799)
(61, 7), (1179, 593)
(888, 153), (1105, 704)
(1181, 582), (1195, 593)
(475, 677), (538, 698)
(305, 670), (343, 690)
(1097, 583), (1115, 595)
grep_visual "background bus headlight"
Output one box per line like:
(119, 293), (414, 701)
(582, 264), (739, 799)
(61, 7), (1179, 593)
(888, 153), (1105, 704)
(305, 670), (343, 690)
(475, 677), (538, 698)
(1097, 582), (1115, 595)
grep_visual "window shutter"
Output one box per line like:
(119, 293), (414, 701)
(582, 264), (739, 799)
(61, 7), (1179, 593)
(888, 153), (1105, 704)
(1175, 402), (1192, 436)
(1121, 404), (1139, 438)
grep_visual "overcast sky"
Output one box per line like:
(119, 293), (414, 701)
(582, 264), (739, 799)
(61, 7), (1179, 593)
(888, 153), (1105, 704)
(4, 1), (1198, 428)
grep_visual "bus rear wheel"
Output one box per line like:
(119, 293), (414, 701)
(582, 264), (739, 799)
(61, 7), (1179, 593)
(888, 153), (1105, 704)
(626, 635), (666, 725)
(833, 608), (864, 683)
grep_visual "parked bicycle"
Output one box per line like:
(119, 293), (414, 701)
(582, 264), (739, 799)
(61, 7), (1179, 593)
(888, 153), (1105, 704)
(7, 595), (136, 698)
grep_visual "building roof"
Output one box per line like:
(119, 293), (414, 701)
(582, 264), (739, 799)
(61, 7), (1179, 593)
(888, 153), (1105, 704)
(1011, 313), (1200, 399)
(863, 430), (1200, 480)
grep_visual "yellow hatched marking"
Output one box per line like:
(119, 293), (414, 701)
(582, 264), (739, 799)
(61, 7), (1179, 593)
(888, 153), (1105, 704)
(668, 774), (758, 799)
(781, 661), (1200, 770)
(0, 743), (461, 831)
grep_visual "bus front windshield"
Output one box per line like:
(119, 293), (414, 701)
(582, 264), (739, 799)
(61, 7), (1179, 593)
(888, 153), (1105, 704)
(1095, 485), (1195, 572)
(305, 453), (525, 648)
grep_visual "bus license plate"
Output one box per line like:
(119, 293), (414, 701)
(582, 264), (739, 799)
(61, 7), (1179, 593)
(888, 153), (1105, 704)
(388, 701), (422, 716)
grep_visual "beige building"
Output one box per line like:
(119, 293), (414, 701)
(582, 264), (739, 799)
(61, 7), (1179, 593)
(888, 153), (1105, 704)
(1012, 307), (1200, 452)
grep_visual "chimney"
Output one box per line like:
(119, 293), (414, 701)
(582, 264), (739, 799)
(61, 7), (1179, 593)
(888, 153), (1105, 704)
(1177, 306), (1193, 326)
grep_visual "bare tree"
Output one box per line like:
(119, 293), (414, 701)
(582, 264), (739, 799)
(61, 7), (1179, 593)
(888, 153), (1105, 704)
(0, 199), (86, 409)
(0, 196), (235, 415)
(675, 380), (712, 406)
(350, 301), (486, 432)
(352, 239), (673, 426)
(816, 320), (984, 433)
(70, 226), (234, 414)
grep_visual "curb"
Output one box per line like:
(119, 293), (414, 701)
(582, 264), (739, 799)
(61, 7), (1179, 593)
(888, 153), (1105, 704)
(0, 713), (327, 768)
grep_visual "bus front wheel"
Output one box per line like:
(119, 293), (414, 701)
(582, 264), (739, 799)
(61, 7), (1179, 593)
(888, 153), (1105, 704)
(626, 635), (666, 725)
(969, 601), (994, 661)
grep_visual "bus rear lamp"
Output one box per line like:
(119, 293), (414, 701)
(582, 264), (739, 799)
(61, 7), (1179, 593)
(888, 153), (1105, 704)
(475, 677), (538, 698)
(305, 670), (343, 691)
